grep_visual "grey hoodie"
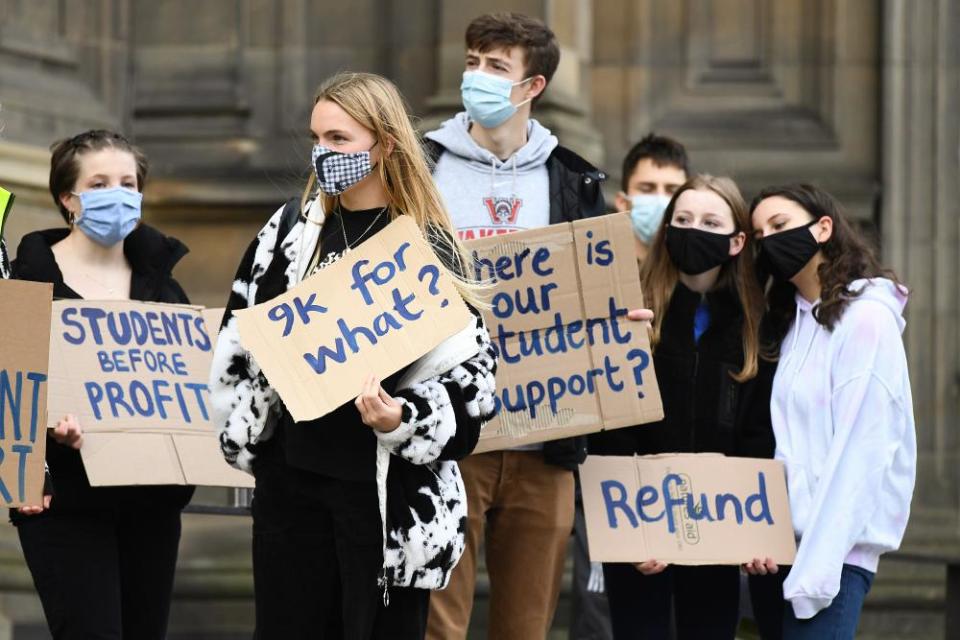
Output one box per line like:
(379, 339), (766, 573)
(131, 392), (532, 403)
(425, 112), (558, 241)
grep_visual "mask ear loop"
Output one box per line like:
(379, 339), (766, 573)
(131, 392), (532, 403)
(67, 192), (82, 225)
(512, 76), (536, 109)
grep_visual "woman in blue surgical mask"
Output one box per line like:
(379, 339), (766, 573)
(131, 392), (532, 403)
(10, 129), (194, 640)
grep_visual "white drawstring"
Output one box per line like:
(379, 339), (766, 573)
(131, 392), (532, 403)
(488, 155), (520, 210)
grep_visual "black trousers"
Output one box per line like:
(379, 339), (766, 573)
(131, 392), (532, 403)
(603, 563), (741, 640)
(14, 506), (182, 640)
(252, 459), (430, 640)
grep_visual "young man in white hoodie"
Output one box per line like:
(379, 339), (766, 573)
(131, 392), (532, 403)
(423, 12), (611, 640)
(745, 183), (917, 639)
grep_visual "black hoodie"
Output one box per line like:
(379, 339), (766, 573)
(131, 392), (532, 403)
(11, 224), (195, 512)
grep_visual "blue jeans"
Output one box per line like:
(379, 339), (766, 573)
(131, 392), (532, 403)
(783, 564), (874, 640)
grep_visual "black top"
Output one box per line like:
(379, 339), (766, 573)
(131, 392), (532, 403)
(11, 224), (196, 513)
(588, 281), (775, 459)
(274, 206), (411, 482)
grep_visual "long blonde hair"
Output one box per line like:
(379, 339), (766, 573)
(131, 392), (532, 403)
(640, 174), (763, 381)
(301, 72), (483, 306)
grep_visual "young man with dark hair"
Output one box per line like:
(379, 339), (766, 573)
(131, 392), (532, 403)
(423, 12), (612, 640)
(616, 133), (690, 262)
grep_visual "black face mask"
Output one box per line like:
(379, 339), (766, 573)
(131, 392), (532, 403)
(757, 219), (821, 281)
(665, 226), (738, 275)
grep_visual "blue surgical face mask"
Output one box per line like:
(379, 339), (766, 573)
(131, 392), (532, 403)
(629, 193), (672, 244)
(460, 70), (533, 129)
(72, 187), (142, 247)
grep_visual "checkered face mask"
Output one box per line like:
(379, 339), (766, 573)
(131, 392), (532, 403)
(311, 142), (377, 195)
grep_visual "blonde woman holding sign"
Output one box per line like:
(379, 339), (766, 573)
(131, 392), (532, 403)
(208, 72), (498, 639)
(10, 129), (195, 640)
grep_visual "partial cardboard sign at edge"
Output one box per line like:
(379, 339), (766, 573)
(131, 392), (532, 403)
(0, 279), (52, 507)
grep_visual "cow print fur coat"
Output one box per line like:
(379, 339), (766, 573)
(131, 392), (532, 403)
(208, 197), (497, 594)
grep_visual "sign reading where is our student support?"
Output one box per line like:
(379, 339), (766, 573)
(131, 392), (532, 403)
(0, 280), (52, 507)
(236, 215), (473, 422)
(46, 301), (253, 488)
(580, 454), (796, 565)
(467, 212), (663, 452)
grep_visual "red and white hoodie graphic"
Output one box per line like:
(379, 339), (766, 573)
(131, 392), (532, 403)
(426, 112), (555, 241)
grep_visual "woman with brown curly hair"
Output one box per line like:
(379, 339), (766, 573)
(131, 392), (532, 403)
(744, 184), (917, 639)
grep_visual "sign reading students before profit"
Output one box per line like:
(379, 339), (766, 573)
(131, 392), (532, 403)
(236, 215), (473, 422)
(0, 280), (52, 507)
(580, 454), (796, 565)
(46, 301), (254, 488)
(466, 212), (663, 452)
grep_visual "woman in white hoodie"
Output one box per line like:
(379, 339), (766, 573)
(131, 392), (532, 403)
(744, 183), (916, 639)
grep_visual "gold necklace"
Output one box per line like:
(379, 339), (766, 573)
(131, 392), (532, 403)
(338, 205), (387, 252)
(78, 269), (123, 296)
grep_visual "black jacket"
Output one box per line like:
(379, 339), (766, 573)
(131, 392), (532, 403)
(588, 282), (775, 459)
(425, 138), (607, 470)
(11, 224), (196, 512)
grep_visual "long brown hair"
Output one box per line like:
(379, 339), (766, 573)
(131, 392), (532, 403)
(641, 174), (763, 381)
(301, 72), (483, 305)
(751, 184), (903, 353)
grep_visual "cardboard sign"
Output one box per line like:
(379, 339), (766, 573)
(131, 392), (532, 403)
(467, 213), (663, 452)
(0, 280), (52, 507)
(202, 307), (225, 341)
(580, 454), (796, 565)
(46, 300), (253, 488)
(236, 215), (473, 422)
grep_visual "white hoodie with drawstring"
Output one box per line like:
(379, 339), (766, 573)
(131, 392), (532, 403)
(772, 278), (916, 619)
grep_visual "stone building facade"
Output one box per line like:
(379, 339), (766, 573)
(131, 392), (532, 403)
(0, 1), (957, 637)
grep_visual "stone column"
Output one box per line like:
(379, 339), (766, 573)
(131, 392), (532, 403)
(0, 0), (130, 245)
(881, 0), (960, 539)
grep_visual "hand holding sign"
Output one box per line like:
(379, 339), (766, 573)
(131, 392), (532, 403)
(355, 375), (402, 432)
(634, 560), (668, 576)
(17, 410), (80, 515)
(627, 308), (654, 323)
(52, 414), (84, 449)
(743, 558), (779, 575)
